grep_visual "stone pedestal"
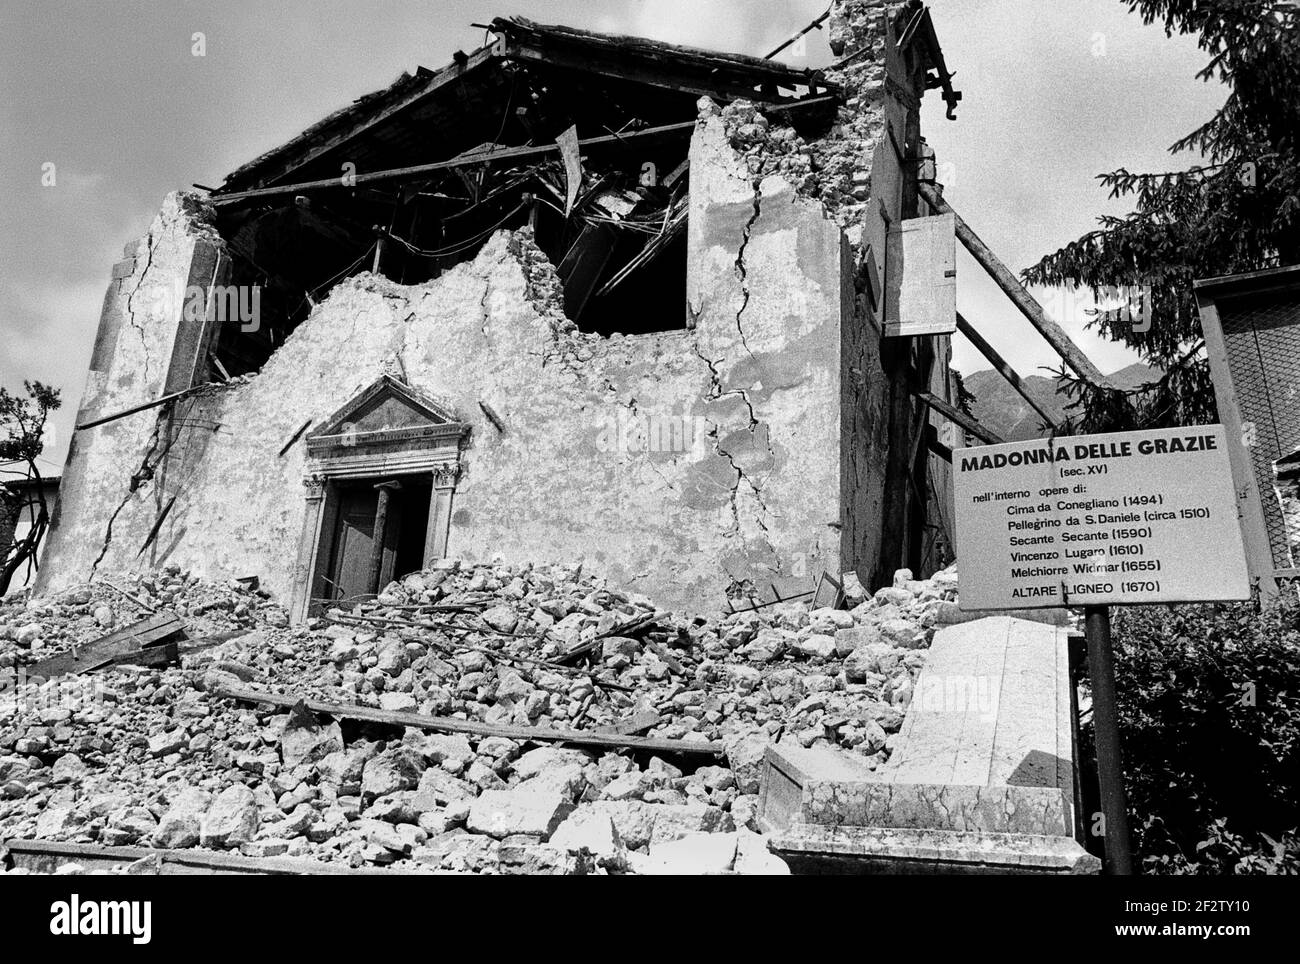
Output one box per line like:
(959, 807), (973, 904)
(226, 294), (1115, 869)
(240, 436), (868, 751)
(759, 617), (1100, 874)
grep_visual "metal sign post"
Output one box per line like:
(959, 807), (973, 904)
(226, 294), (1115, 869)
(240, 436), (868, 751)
(1083, 605), (1133, 875)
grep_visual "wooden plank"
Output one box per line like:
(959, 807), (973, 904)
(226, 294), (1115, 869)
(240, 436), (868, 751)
(884, 213), (956, 337)
(955, 311), (1060, 431)
(593, 710), (662, 736)
(1, 839), (389, 876)
(918, 183), (1111, 388)
(212, 685), (725, 757)
(26, 613), (186, 679)
(911, 389), (1003, 445)
(492, 17), (833, 94)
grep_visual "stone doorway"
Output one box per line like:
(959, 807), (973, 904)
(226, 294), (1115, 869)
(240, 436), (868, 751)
(288, 375), (469, 621)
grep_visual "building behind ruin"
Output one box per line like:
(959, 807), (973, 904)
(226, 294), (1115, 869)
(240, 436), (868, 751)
(37, 1), (967, 615)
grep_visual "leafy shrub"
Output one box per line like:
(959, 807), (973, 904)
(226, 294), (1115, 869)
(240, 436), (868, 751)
(1107, 600), (1300, 874)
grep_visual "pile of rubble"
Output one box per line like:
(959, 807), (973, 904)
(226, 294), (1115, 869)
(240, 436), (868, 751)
(0, 560), (957, 874)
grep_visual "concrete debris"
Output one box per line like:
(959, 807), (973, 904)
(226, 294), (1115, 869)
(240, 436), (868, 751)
(0, 559), (956, 874)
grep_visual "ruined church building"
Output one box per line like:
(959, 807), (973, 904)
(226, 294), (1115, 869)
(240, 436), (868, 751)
(40, 1), (971, 617)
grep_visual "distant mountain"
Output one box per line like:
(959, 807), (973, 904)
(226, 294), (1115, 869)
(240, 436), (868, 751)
(962, 362), (1156, 441)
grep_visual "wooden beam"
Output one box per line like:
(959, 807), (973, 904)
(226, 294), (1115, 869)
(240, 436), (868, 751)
(212, 685), (726, 757)
(213, 95), (835, 208)
(212, 122), (697, 206)
(25, 613), (186, 679)
(1, 838), (390, 876)
(918, 183), (1112, 388)
(925, 423), (953, 463)
(955, 311), (1061, 431)
(911, 388), (1004, 445)
(76, 383), (212, 431)
(224, 43), (503, 193)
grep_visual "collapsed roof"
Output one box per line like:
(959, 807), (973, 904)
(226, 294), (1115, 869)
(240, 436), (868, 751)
(217, 16), (840, 195)
(200, 11), (949, 377)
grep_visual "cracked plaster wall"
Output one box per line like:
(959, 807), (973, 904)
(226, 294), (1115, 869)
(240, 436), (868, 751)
(39, 0), (954, 611)
(37, 194), (223, 594)
(39, 114), (851, 611)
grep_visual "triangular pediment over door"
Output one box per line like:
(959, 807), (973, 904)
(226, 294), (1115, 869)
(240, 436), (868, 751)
(307, 374), (467, 458)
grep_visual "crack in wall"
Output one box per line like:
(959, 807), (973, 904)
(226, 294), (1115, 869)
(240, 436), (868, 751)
(689, 340), (771, 539)
(124, 231), (157, 386)
(478, 275), (492, 338)
(732, 178), (763, 359)
(89, 411), (171, 575)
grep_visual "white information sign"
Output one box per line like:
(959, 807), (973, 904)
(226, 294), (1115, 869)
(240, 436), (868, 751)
(954, 424), (1250, 610)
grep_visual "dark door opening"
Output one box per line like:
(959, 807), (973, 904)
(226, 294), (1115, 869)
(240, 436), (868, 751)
(314, 474), (431, 606)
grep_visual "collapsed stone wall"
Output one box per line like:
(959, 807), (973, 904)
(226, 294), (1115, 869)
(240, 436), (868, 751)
(40, 108), (849, 610)
(39, 0), (956, 612)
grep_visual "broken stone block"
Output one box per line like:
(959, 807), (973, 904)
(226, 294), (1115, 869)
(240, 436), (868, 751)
(316, 742), (379, 791)
(266, 803), (315, 840)
(694, 765), (736, 792)
(360, 746), (424, 799)
(50, 753), (86, 783)
(585, 800), (657, 850)
(108, 806), (159, 843)
(480, 605), (519, 634)
(511, 745), (593, 781)
(408, 731), (474, 768)
(647, 803), (733, 845)
(152, 786), (211, 849)
(796, 633), (837, 659)
(739, 628), (788, 662)
(519, 763), (588, 803)
(601, 636), (641, 659)
(278, 713), (344, 770)
(809, 607), (855, 632)
(549, 808), (624, 865)
(600, 770), (647, 802)
(467, 787), (573, 839)
(35, 806), (80, 838)
(723, 729), (770, 794)
(306, 807), (348, 843)
(199, 784), (260, 849)
(240, 839), (290, 859)
(411, 767), (475, 811)
(147, 729), (188, 758)
(378, 692), (418, 713)
(733, 829), (790, 875)
(14, 624), (42, 647)
(844, 640), (901, 682)
(645, 831), (738, 874)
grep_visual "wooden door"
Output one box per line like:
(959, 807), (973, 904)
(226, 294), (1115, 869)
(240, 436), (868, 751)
(328, 486), (378, 601)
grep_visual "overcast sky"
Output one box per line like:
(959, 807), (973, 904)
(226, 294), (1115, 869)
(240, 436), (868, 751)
(0, 0), (1225, 471)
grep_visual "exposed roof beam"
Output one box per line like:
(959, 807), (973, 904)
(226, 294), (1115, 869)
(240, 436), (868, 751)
(492, 16), (836, 97)
(212, 94), (835, 208)
(211, 121), (697, 206)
